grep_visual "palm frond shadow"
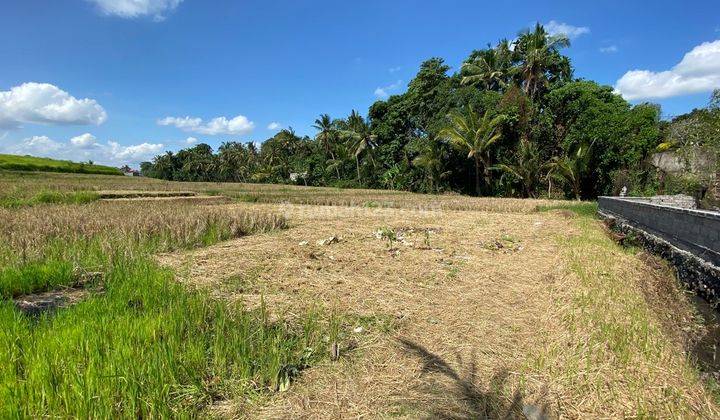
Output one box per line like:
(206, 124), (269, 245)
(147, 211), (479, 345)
(398, 338), (547, 419)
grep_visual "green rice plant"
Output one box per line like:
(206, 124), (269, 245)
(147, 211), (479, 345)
(536, 201), (598, 218)
(0, 190), (100, 208)
(0, 255), (326, 417)
(0, 200), (326, 417)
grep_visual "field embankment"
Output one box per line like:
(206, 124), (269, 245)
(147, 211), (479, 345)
(0, 154), (122, 175)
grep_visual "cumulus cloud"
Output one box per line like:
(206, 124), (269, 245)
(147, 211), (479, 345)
(3, 136), (63, 156)
(0, 134), (164, 166)
(107, 141), (164, 161)
(185, 136), (198, 144)
(267, 122), (281, 130)
(86, 0), (183, 20)
(614, 39), (720, 100)
(544, 20), (590, 40)
(70, 133), (99, 148)
(374, 80), (403, 98)
(388, 66), (402, 73)
(600, 45), (618, 53)
(0, 82), (107, 129)
(158, 114), (255, 136)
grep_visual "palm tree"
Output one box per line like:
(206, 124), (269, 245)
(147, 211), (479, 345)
(412, 136), (450, 193)
(341, 110), (377, 181)
(515, 23), (571, 98)
(492, 138), (545, 197)
(461, 40), (515, 90)
(439, 106), (505, 195)
(312, 114), (340, 179)
(547, 140), (595, 200)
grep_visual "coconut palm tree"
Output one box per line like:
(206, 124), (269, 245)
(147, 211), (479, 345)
(412, 136), (450, 193)
(492, 138), (546, 197)
(515, 23), (571, 98)
(312, 114), (340, 179)
(440, 106), (505, 195)
(341, 110), (377, 181)
(461, 40), (515, 90)
(547, 140), (595, 200)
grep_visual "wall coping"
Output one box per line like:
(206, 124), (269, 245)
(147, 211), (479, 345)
(598, 196), (720, 221)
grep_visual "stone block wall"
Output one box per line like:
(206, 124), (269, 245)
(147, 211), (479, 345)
(598, 196), (719, 266)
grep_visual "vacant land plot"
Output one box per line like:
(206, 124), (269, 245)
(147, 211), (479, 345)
(0, 171), (718, 418)
(157, 201), (719, 418)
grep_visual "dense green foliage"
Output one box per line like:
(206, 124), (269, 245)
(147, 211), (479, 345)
(142, 23), (667, 199)
(615, 89), (720, 206)
(0, 154), (122, 176)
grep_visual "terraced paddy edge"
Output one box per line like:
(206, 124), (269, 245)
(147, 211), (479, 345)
(97, 190), (198, 198)
(159, 202), (719, 418)
(0, 154), (122, 176)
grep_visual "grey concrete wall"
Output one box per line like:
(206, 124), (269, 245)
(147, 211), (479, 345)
(598, 196), (720, 266)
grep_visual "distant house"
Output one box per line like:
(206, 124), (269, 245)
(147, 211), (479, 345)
(120, 165), (141, 177)
(289, 172), (307, 183)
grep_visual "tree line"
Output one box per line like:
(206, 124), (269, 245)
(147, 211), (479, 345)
(141, 23), (718, 201)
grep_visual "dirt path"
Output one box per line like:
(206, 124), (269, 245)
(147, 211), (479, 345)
(158, 203), (578, 418)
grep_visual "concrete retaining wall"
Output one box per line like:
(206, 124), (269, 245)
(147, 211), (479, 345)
(598, 196), (720, 266)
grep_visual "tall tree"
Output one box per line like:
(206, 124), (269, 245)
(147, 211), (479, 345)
(493, 138), (545, 197)
(440, 106), (505, 195)
(514, 23), (571, 98)
(341, 110), (377, 181)
(461, 40), (515, 90)
(312, 114), (341, 178)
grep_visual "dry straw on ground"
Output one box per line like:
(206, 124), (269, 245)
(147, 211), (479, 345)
(159, 202), (719, 418)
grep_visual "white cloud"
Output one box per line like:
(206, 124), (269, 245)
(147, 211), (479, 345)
(70, 133), (99, 148)
(0, 82), (107, 129)
(544, 20), (590, 40)
(107, 141), (164, 161)
(374, 80), (403, 98)
(614, 39), (720, 100)
(86, 0), (183, 20)
(388, 66), (402, 73)
(184, 136), (197, 144)
(267, 122), (281, 130)
(3, 136), (63, 156)
(158, 114), (255, 136)
(600, 45), (618, 53)
(0, 134), (164, 166)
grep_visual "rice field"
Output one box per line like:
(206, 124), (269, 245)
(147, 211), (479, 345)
(0, 196), (324, 417)
(0, 170), (718, 418)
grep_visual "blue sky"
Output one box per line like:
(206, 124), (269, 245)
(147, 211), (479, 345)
(0, 0), (718, 166)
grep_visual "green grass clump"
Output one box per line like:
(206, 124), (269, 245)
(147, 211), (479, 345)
(0, 260), (75, 299)
(0, 256), (324, 417)
(0, 202), (324, 417)
(536, 201), (598, 218)
(0, 190), (100, 208)
(0, 154), (122, 175)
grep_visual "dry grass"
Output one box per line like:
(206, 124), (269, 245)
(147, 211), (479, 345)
(0, 171), (566, 213)
(159, 201), (719, 418)
(2, 170), (716, 417)
(0, 201), (286, 261)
